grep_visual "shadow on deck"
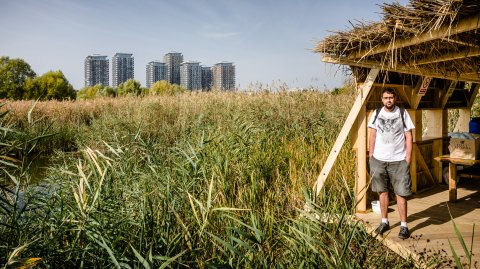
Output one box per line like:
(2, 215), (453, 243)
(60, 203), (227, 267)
(356, 178), (480, 268)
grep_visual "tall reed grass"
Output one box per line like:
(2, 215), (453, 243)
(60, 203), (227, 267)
(1, 91), (415, 267)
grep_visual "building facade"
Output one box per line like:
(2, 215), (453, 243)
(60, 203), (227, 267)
(112, 53), (134, 87)
(164, 52), (183, 85)
(146, 61), (167, 88)
(84, 55), (109, 87)
(201, 66), (212, 91)
(212, 62), (235, 90)
(180, 61), (202, 90)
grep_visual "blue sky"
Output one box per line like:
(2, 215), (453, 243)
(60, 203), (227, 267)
(0, 0), (407, 90)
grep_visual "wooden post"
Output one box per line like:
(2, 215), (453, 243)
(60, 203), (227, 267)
(454, 109), (471, 132)
(425, 109), (446, 182)
(407, 109), (422, 193)
(449, 162), (457, 202)
(441, 81), (457, 109)
(314, 68), (379, 196)
(355, 105), (368, 213)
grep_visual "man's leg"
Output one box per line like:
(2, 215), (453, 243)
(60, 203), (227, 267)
(379, 191), (389, 219)
(370, 157), (390, 235)
(396, 195), (407, 222)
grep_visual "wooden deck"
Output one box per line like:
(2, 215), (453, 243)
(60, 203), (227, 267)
(356, 178), (480, 268)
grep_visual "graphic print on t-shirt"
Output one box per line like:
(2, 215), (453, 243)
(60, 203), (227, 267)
(377, 116), (402, 144)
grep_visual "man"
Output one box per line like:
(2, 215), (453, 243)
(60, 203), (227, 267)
(368, 88), (415, 239)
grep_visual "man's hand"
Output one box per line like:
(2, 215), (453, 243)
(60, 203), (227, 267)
(405, 156), (411, 164)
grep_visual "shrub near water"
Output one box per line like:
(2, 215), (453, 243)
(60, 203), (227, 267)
(1, 92), (414, 268)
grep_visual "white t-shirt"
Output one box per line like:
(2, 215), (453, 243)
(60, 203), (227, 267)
(367, 106), (415, 162)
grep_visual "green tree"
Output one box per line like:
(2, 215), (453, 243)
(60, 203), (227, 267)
(0, 56), (36, 99)
(77, 84), (115, 99)
(117, 79), (142, 96)
(24, 70), (76, 100)
(150, 80), (185, 96)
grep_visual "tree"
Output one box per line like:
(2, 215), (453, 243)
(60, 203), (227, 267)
(117, 79), (142, 96)
(24, 71), (76, 100)
(77, 84), (115, 99)
(150, 80), (185, 96)
(0, 56), (36, 99)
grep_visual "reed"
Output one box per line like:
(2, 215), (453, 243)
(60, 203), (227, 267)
(1, 91), (415, 267)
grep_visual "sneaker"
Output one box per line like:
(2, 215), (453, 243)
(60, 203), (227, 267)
(375, 222), (390, 235)
(398, 226), (410, 239)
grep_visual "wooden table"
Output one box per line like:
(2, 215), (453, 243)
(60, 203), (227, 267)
(434, 155), (480, 202)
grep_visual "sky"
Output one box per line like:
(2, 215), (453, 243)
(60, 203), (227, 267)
(0, 0), (408, 91)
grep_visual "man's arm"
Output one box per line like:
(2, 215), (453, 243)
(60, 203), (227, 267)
(369, 128), (376, 158)
(405, 130), (413, 164)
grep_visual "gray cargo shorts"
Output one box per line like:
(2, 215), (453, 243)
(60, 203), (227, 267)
(369, 156), (412, 197)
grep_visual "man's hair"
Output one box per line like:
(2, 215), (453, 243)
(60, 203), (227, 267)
(381, 88), (396, 97)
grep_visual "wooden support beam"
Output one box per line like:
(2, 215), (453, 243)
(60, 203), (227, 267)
(414, 144), (436, 186)
(347, 14), (480, 60)
(408, 110), (422, 193)
(395, 86), (412, 108)
(454, 109), (471, 132)
(432, 139), (443, 183)
(449, 162), (457, 202)
(425, 110), (445, 138)
(355, 105), (368, 213)
(322, 56), (480, 83)
(411, 77), (430, 109)
(314, 68), (379, 196)
(467, 83), (480, 107)
(441, 37), (480, 47)
(408, 109), (423, 143)
(411, 47), (480, 66)
(440, 80), (457, 109)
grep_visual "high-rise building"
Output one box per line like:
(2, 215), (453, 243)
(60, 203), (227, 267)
(180, 61), (202, 90)
(212, 62), (235, 90)
(146, 61), (167, 88)
(112, 53), (134, 87)
(84, 55), (109, 87)
(164, 52), (183, 85)
(201, 66), (212, 91)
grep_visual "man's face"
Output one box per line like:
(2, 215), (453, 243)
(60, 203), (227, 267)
(382, 92), (395, 109)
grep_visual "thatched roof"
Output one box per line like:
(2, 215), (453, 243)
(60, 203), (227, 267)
(315, 0), (480, 83)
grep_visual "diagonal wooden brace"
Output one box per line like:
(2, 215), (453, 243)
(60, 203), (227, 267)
(315, 68), (379, 196)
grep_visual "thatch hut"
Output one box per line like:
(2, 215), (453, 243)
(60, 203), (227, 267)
(313, 0), (480, 212)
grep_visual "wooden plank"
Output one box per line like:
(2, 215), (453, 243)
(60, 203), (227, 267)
(347, 14), (480, 60)
(454, 109), (471, 132)
(414, 144), (436, 186)
(411, 77), (430, 109)
(425, 110), (445, 138)
(441, 37), (480, 47)
(411, 47), (480, 66)
(356, 105), (368, 212)
(355, 182), (480, 268)
(432, 139), (443, 183)
(314, 68), (379, 196)
(467, 83), (480, 107)
(440, 80), (457, 108)
(449, 162), (457, 202)
(322, 56), (480, 83)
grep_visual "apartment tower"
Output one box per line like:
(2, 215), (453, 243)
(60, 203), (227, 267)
(164, 52), (183, 85)
(112, 53), (134, 87)
(146, 61), (167, 88)
(201, 66), (212, 91)
(84, 55), (109, 87)
(180, 61), (202, 90)
(212, 62), (235, 90)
